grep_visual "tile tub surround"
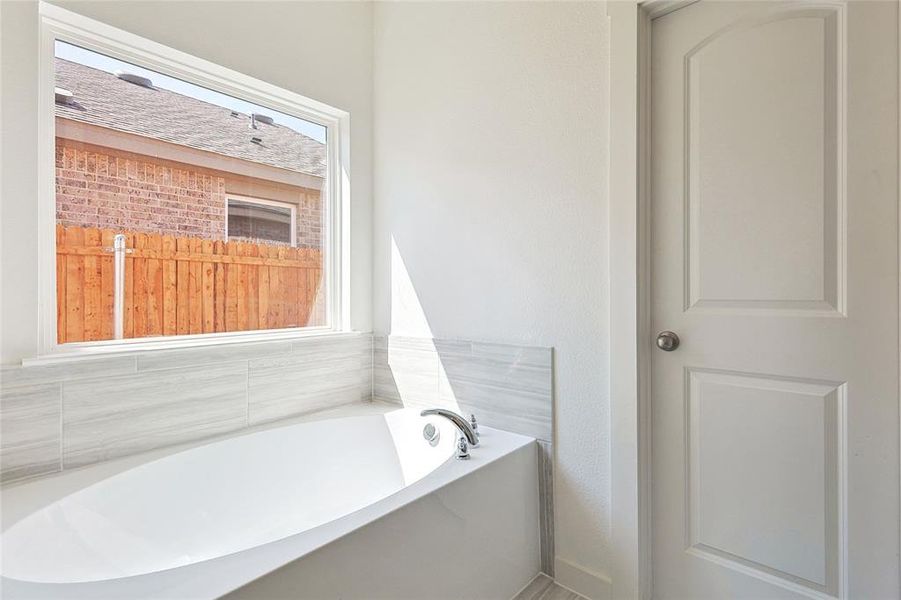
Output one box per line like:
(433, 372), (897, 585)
(373, 335), (552, 440)
(372, 334), (555, 575)
(0, 333), (372, 483)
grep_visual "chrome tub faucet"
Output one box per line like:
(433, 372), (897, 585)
(420, 408), (479, 459)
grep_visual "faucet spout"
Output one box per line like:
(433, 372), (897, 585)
(420, 408), (479, 446)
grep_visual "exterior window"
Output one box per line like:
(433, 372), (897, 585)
(227, 197), (297, 246)
(46, 31), (346, 349)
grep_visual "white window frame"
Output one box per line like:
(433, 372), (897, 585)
(36, 1), (352, 358)
(225, 194), (298, 248)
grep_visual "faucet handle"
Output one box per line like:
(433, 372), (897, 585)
(455, 435), (471, 460)
(469, 414), (480, 445)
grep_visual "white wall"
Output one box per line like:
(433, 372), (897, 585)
(372, 1), (611, 587)
(0, 0), (374, 364)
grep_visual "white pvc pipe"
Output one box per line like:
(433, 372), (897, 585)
(113, 234), (126, 340)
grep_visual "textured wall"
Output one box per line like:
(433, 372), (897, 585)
(372, 1), (611, 591)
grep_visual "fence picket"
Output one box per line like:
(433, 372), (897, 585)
(225, 242), (239, 332)
(258, 245), (270, 330)
(82, 228), (103, 341)
(286, 248), (299, 328)
(213, 240), (225, 333)
(189, 238), (203, 334)
(236, 242), (248, 331)
(56, 226), (67, 344)
(246, 244), (258, 331)
(147, 233), (164, 336)
(65, 226), (85, 343)
(201, 239), (214, 333)
(162, 235), (177, 336)
(133, 233), (148, 337)
(100, 229), (115, 341)
(176, 237), (190, 335)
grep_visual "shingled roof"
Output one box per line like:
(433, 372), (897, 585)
(54, 59), (326, 178)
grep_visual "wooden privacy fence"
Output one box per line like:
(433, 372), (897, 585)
(56, 225), (324, 344)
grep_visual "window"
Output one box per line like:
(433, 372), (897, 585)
(227, 196), (297, 247)
(40, 4), (349, 353)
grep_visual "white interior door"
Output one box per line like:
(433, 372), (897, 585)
(649, 1), (900, 599)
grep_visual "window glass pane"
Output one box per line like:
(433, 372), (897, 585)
(227, 199), (292, 245)
(54, 41), (329, 343)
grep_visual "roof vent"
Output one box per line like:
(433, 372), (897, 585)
(252, 113), (274, 126)
(55, 87), (75, 105)
(251, 136), (263, 144)
(115, 71), (154, 89)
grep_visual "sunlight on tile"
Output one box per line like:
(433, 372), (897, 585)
(387, 236), (461, 413)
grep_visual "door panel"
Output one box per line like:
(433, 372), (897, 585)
(650, 2), (899, 599)
(687, 369), (841, 591)
(685, 8), (842, 314)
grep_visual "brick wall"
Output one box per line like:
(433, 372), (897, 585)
(297, 192), (322, 249)
(55, 138), (322, 249)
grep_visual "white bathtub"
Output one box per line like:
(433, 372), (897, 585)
(0, 405), (540, 599)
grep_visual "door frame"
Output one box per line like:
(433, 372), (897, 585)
(606, 1), (901, 598)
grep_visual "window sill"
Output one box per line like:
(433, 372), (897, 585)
(23, 329), (366, 367)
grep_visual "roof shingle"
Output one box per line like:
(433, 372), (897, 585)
(54, 59), (326, 178)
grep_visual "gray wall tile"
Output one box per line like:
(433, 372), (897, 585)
(2, 334), (374, 483)
(249, 350), (366, 425)
(360, 337), (374, 401)
(1, 356), (137, 387)
(471, 341), (552, 367)
(442, 352), (552, 397)
(291, 333), (371, 356)
(442, 384), (552, 442)
(137, 341), (293, 372)
(375, 359), (438, 405)
(0, 383), (62, 482)
(372, 335), (552, 441)
(373, 335), (442, 406)
(63, 363), (248, 468)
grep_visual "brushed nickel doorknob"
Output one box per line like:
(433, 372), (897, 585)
(656, 331), (680, 351)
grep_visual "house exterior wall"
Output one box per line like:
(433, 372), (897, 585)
(55, 137), (322, 248)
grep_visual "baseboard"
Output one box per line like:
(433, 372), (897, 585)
(553, 558), (612, 600)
